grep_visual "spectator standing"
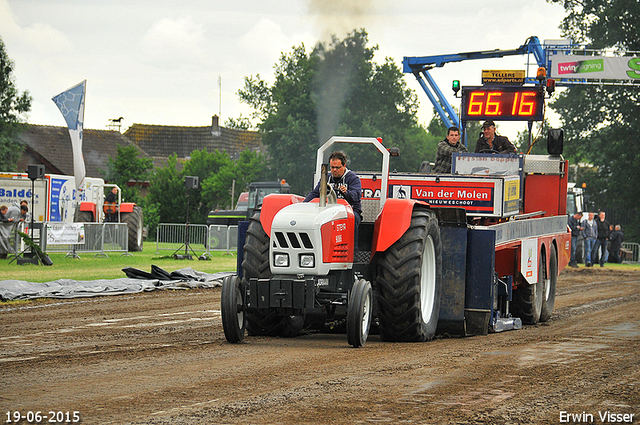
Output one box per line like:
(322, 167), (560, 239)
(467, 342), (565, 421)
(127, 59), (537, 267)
(432, 126), (468, 174)
(0, 205), (13, 259)
(608, 225), (624, 264)
(567, 212), (583, 267)
(594, 211), (611, 267)
(581, 212), (598, 267)
(474, 121), (516, 154)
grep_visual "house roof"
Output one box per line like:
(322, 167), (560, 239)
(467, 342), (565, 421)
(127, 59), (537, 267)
(124, 115), (263, 160)
(19, 125), (144, 179)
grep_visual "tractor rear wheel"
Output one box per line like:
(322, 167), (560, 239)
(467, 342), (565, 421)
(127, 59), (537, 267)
(376, 208), (442, 342)
(221, 275), (245, 343)
(540, 244), (558, 322)
(76, 210), (94, 223)
(122, 205), (144, 252)
(347, 279), (373, 348)
(242, 213), (303, 338)
(513, 248), (544, 324)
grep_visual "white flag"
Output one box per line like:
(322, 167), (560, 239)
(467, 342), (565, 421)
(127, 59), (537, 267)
(52, 80), (86, 190)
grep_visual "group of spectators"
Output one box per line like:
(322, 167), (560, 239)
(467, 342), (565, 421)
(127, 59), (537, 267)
(568, 210), (625, 267)
(0, 200), (29, 259)
(432, 120), (516, 174)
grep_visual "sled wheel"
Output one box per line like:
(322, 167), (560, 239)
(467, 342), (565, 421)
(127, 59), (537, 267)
(513, 248), (545, 325)
(376, 208), (442, 342)
(221, 275), (245, 343)
(347, 279), (373, 348)
(540, 244), (558, 322)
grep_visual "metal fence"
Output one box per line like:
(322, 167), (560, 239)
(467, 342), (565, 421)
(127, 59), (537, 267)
(43, 223), (129, 258)
(621, 242), (639, 264)
(155, 223), (238, 256)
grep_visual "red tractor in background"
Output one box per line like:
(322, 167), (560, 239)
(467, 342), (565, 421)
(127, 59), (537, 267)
(76, 183), (144, 252)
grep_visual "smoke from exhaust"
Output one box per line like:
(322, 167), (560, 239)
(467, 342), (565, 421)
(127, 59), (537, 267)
(307, 0), (377, 144)
(307, 0), (374, 43)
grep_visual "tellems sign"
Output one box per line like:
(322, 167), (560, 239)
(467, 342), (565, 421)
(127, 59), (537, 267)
(551, 55), (640, 80)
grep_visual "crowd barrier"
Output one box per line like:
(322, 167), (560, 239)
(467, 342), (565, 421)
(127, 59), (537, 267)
(621, 242), (639, 264)
(155, 223), (238, 256)
(42, 222), (130, 258)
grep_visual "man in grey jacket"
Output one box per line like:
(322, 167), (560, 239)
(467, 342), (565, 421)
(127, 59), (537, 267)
(581, 212), (598, 267)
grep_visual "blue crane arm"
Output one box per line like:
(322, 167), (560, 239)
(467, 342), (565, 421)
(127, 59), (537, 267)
(403, 37), (546, 131)
(403, 36), (546, 73)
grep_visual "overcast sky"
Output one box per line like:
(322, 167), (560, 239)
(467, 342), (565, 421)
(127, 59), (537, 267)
(2, 0), (567, 139)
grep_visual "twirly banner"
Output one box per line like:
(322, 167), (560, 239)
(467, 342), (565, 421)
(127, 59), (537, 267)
(550, 55), (640, 81)
(52, 80), (86, 190)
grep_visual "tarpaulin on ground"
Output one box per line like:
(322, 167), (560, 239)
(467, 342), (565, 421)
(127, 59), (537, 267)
(0, 266), (233, 301)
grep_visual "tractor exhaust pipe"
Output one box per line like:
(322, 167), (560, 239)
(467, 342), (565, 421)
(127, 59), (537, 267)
(320, 163), (328, 208)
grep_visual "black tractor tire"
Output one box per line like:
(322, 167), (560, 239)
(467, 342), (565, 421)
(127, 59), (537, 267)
(76, 210), (94, 222)
(347, 279), (373, 348)
(242, 213), (303, 338)
(122, 205), (144, 252)
(376, 208), (442, 342)
(221, 275), (245, 343)
(540, 244), (558, 322)
(513, 248), (545, 325)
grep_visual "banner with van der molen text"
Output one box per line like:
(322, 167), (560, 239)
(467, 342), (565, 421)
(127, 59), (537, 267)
(550, 55), (640, 81)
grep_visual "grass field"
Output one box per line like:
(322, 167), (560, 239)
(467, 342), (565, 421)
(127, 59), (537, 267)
(0, 243), (238, 283)
(2, 240), (639, 284)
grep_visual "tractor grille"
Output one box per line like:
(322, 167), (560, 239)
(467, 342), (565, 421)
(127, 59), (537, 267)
(274, 231), (314, 249)
(330, 243), (350, 262)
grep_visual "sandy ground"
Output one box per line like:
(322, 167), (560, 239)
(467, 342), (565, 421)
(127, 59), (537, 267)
(1, 267), (639, 425)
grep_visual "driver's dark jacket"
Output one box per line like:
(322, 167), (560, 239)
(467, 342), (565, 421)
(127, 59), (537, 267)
(475, 135), (516, 154)
(304, 169), (362, 217)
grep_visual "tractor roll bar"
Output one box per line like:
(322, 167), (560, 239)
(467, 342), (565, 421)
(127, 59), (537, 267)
(314, 136), (390, 208)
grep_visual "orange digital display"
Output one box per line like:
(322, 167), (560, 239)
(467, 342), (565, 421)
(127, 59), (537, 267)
(461, 86), (544, 121)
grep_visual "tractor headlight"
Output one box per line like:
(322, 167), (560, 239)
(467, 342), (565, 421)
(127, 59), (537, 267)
(274, 253), (289, 267)
(299, 254), (315, 268)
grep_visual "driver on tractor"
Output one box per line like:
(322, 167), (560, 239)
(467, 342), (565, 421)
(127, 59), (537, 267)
(304, 151), (362, 249)
(475, 120), (516, 154)
(104, 187), (119, 222)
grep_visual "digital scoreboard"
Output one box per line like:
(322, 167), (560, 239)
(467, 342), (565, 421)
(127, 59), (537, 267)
(461, 86), (544, 121)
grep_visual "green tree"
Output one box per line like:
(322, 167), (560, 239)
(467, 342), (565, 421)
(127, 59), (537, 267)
(0, 37), (32, 170)
(201, 149), (270, 213)
(104, 144), (153, 204)
(146, 154), (187, 224)
(239, 43), (318, 194)
(146, 148), (268, 226)
(182, 149), (234, 224)
(238, 29), (428, 194)
(547, 0), (640, 240)
(513, 119), (553, 154)
(224, 115), (253, 130)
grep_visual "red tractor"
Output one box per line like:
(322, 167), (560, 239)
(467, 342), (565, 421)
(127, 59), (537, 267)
(222, 136), (569, 347)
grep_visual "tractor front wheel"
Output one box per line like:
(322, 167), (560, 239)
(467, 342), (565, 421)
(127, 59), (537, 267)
(221, 275), (245, 343)
(347, 279), (373, 348)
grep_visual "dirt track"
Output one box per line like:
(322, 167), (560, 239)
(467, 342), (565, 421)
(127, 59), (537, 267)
(1, 267), (639, 425)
